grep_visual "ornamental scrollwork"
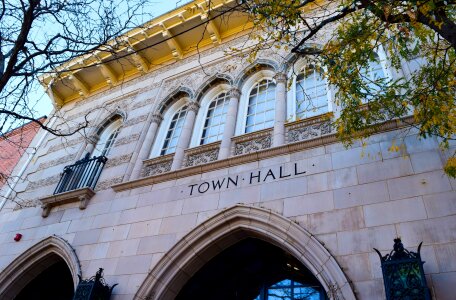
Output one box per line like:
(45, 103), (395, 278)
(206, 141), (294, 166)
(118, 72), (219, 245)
(184, 149), (219, 167)
(234, 135), (272, 156)
(287, 120), (332, 143)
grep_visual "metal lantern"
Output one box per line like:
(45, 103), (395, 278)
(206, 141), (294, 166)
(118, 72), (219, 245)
(374, 238), (430, 300)
(73, 268), (117, 300)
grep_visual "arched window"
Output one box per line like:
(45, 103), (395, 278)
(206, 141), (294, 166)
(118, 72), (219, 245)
(245, 79), (276, 133)
(360, 52), (387, 102)
(200, 92), (229, 145)
(295, 67), (328, 119)
(160, 105), (188, 155)
(93, 117), (122, 157)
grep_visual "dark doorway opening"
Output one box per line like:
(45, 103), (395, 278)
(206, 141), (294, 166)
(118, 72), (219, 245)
(176, 238), (328, 300)
(14, 259), (74, 300)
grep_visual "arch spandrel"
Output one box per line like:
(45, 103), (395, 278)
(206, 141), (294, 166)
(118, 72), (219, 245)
(0, 235), (81, 299)
(135, 204), (356, 300)
(234, 59), (280, 88)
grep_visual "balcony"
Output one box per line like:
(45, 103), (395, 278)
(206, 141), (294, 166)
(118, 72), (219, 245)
(39, 154), (107, 217)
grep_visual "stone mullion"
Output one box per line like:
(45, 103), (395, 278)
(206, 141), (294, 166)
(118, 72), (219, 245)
(128, 113), (163, 180)
(218, 87), (241, 160)
(171, 101), (199, 171)
(273, 72), (287, 147)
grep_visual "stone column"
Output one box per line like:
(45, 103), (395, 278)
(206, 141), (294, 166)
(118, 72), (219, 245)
(128, 113), (163, 180)
(218, 88), (241, 160)
(273, 72), (287, 147)
(171, 101), (199, 171)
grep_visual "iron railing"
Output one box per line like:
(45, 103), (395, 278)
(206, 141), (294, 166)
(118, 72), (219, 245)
(54, 154), (108, 194)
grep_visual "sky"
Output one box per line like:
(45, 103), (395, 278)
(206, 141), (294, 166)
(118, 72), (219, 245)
(34, 0), (192, 117)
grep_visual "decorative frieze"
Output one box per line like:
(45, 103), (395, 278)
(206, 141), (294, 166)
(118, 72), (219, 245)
(37, 153), (77, 171)
(142, 154), (174, 177)
(183, 142), (221, 168)
(48, 136), (85, 153)
(123, 114), (148, 127)
(232, 128), (273, 156)
(94, 176), (123, 192)
(27, 174), (62, 190)
(286, 114), (333, 143)
(104, 153), (133, 169)
(113, 134), (140, 147)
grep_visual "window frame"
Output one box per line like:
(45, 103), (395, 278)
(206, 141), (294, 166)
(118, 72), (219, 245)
(236, 69), (276, 135)
(150, 98), (189, 158)
(190, 84), (231, 147)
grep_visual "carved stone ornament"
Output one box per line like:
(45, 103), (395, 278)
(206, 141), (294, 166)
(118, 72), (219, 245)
(287, 121), (332, 143)
(233, 130), (273, 156)
(39, 187), (95, 217)
(187, 101), (200, 113)
(151, 113), (163, 124)
(142, 154), (174, 177)
(183, 143), (220, 168)
(229, 87), (241, 99)
(273, 72), (287, 84)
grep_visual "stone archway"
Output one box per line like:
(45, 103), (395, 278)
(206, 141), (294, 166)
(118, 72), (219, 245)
(135, 204), (356, 300)
(0, 235), (81, 299)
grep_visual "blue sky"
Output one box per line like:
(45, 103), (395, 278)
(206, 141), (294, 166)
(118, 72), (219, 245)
(35, 0), (192, 117)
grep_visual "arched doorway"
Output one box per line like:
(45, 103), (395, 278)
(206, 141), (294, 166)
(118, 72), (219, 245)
(14, 259), (74, 300)
(0, 236), (81, 300)
(135, 205), (356, 300)
(176, 238), (327, 300)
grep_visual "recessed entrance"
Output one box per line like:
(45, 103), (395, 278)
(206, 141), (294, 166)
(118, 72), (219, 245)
(14, 259), (74, 300)
(176, 238), (328, 300)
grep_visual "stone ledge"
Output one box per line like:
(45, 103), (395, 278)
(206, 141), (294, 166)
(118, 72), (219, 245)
(39, 187), (95, 218)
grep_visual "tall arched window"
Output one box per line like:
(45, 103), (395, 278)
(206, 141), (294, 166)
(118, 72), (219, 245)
(93, 117), (122, 157)
(160, 105), (188, 155)
(360, 52), (387, 102)
(200, 92), (229, 145)
(245, 79), (276, 133)
(296, 67), (328, 119)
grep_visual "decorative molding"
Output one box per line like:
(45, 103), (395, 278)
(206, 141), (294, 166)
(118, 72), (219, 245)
(39, 187), (95, 217)
(94, 176), (123, 192)
(113, 134), (141, 147)
(37, 154), (77, 171)
(183, 141), (221, 167)
(232, 128), (273, 156)
(112, 116), (415, 192)
(142, 154), (174, 177)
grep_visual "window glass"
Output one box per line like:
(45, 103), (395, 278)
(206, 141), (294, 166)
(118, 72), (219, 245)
(200, 92), (229, 145)
(93, 118), (122, 157)
(161, 106), (187, 155)
(296, 67), (328, 119)
(360, 52), (386, 102)
(246, 79), (276, 133)
(254, 279), (323, 300)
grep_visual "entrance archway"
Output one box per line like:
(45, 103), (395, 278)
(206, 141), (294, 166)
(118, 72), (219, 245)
(0, 236), (81, 299)
(176, 238), (328, 299)
(135, 205), (356, 300)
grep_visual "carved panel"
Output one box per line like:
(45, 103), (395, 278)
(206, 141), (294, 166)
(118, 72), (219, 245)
(286, 115), (333, 143)
(232, 129), (273, 156)
(142, 154), (174, 177)
(183, 142), (220, 167)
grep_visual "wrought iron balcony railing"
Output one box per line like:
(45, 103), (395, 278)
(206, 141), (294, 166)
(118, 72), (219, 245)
(54, 154), (108, 194)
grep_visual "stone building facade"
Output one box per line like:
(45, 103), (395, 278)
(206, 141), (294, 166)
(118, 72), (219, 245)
(0, 1), (455, 299)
